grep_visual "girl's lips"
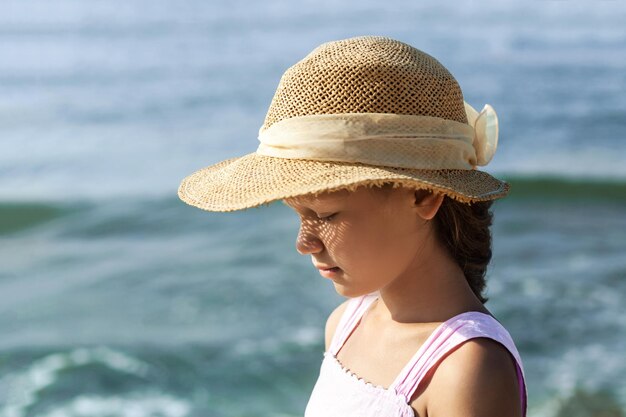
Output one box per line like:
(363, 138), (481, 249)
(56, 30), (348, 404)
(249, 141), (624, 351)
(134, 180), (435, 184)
(318, 267), (342, 279)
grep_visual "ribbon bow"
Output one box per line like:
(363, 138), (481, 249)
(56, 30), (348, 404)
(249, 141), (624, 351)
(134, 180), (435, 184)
(464, 102), (499, 166)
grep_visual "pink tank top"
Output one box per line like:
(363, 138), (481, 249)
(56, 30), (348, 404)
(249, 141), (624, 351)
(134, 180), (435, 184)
(305, 293), (528, 417)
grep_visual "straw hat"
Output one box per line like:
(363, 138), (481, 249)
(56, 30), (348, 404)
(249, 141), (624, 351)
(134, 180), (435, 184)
(178, 36), (508, 212)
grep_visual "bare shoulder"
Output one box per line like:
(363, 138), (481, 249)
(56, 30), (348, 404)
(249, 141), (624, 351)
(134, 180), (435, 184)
(324, 299), (351, 351)
(426, 337), (523, 417)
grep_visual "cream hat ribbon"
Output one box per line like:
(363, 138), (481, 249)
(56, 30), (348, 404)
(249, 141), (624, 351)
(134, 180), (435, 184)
(256, 102), (499, 170)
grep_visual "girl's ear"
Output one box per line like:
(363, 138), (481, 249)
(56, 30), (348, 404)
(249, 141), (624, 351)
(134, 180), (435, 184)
(413, 189), (444, 221)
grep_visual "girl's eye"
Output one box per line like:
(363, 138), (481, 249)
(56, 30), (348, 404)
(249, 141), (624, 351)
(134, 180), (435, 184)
(317, 213), (337, 222)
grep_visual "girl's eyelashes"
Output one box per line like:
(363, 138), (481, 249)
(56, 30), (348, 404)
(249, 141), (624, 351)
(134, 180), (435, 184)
(287, 205), (338, 222)
(317, 213), (337, 222)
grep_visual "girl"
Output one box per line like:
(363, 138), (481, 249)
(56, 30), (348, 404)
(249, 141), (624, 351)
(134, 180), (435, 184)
(178, 36), (527, 417)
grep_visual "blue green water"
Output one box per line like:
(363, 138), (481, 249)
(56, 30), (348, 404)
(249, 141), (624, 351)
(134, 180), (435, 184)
(1, 0), (626, 416)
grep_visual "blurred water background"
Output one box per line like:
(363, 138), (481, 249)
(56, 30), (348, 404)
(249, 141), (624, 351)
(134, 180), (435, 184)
(1, 0), (625, 416)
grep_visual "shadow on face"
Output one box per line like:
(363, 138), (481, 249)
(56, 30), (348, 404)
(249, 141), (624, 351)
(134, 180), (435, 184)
(282, 183), (445, 296)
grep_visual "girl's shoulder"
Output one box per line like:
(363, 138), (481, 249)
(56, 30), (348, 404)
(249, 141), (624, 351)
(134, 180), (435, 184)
(324, 298), (354, 351)
(422, 336), (523, 417)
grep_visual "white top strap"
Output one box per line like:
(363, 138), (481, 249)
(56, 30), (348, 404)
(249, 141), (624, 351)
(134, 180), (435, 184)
(328, 294), (378, 356)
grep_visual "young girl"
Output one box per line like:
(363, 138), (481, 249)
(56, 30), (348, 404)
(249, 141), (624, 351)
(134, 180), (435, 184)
(178, 36), (527, 417)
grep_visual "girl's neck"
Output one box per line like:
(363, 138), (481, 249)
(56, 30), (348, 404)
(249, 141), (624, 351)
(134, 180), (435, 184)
(371, 231), (489, 325)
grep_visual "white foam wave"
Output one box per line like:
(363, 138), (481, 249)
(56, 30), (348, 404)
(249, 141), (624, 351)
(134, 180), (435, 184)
(34, 394), (191, 417)
(0, 346), (152, 417)
(546, 343), (626, 408)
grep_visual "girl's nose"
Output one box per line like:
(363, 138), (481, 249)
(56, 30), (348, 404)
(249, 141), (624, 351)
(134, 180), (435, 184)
(295, 223), (324, 255)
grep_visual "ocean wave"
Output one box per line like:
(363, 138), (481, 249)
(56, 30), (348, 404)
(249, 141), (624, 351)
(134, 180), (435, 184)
(501, 175), (626, 203)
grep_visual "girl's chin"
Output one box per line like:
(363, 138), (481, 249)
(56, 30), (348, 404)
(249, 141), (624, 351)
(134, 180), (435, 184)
(332, 282), (376, 298)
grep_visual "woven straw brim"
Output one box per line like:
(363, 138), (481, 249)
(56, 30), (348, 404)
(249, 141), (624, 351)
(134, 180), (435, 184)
(178, 153), (509, 212)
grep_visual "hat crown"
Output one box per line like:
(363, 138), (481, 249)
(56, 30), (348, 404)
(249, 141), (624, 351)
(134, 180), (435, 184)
(179, 36), (509, 213)
(262, 36), (468, 130)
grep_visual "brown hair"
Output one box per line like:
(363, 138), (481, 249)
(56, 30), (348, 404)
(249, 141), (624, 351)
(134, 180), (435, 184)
(433, 196), (494, 304)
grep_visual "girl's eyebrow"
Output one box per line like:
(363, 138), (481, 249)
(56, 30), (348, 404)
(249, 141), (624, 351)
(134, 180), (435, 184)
(282, 200), (308, 213)
(283, 197), (342, 213)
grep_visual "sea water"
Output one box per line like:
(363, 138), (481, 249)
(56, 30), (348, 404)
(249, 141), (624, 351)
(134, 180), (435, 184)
(1, 1), (625, 416)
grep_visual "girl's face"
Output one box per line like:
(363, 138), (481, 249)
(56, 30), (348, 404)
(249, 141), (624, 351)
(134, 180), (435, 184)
(284, 185), (439, 298)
